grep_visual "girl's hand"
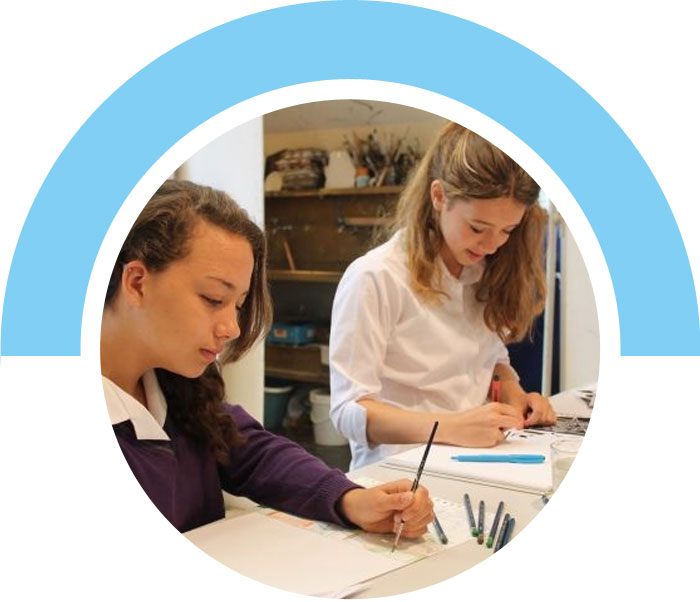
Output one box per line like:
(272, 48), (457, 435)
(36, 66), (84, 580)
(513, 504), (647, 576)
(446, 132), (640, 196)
(521, 392), (557, 426)
(506, 391), (557, 426)
(338, 479), (433, 538)
(443, 403), (525, 447)
(500, 380), (557, 427)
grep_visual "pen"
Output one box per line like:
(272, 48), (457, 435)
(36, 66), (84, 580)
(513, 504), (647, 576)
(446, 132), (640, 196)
(490, 374), (501, 402)
(493, 512), (511, 552)
(432, 515), (448, 545)
(486, 501), (504, 548)
(463, 493), (478, 537)
(391, 421), (439, 552)
(501, 517), (515, 548)
(477, 500), (485, 544)
(450, 454), (545, 464)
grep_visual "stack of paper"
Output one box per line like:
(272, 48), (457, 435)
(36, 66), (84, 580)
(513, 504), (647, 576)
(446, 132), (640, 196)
(548, 383), (597, 418)
(383, 431), (576, 494)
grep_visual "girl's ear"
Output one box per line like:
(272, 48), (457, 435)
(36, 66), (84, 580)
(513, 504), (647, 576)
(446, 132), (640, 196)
(121, 260), (148, 306)
(430, 179), (446, 211)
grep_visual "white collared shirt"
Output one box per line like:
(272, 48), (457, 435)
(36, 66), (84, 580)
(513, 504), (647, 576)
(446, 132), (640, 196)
(329, 232), (515, 469)
(102, 370), (170, 441)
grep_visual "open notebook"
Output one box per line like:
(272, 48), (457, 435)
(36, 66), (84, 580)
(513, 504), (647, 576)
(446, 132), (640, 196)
(383, 431), (580, 494)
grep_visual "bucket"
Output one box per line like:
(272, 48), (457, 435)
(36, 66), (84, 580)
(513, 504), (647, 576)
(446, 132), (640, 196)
(264, 381), (293, 430)
(309, 388), (348, 446)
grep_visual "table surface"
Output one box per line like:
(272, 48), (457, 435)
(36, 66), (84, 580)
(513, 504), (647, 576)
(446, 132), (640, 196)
(193, 460), (546, 597)
(346, 463), (545, 597)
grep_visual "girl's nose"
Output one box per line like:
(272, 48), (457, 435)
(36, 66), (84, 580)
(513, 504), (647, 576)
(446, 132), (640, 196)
(480, 230), (508, 255)
(216, 311), (240, 341)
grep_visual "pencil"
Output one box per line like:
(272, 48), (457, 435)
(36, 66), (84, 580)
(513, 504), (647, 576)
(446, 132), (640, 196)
(391, 421), (439, 552)
(432, 515), (448, 545)
(463, 493), (478, 537)
(490, 374), (501, 402)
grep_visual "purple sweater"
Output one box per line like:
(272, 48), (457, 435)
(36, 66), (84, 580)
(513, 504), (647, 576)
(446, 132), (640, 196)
(113, 403), (360, 532)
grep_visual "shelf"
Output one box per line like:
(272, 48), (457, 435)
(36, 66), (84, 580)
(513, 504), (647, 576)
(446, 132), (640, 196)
(268, 269), (343, 283)
(265, 367), (329, 385)
(265, 343), (329, 385)
(341, 216), (392, 227)
(265, 185), (402, 199)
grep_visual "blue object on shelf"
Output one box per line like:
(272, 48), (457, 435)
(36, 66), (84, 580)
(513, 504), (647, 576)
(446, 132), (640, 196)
(267, 322), (317, 345)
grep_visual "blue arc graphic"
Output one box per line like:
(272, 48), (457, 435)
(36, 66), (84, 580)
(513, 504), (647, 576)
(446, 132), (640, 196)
(2, 1), (698, 355)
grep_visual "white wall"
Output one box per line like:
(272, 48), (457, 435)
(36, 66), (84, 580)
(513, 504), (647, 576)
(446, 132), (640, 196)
(559, 221), (600, 388)
(183, 117), (265, 421)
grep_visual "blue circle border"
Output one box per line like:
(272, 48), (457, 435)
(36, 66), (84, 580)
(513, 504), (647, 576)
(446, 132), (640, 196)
(2, 1), (698, 355)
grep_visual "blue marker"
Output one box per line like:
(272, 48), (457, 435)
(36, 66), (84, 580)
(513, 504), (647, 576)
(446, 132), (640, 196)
(451, 454), (545, 464)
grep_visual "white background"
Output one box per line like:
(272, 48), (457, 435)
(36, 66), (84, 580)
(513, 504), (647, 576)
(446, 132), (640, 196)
(1, 1), (699, 600)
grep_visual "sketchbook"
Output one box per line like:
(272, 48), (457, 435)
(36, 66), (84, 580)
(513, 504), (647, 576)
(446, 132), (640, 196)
(383, 431), (579, 494)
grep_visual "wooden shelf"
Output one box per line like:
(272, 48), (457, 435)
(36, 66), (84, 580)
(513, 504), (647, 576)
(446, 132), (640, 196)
(265, 343), (329, 385)
(265, 367), (329, 385)
(265, 185), (402, 199)
(268, 269), (343, 283)
(342, 216), (392, 227)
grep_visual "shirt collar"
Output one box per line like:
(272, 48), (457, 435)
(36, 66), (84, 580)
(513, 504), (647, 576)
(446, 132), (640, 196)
(102, 370), (170, 441)
(437, 253), (485, 288)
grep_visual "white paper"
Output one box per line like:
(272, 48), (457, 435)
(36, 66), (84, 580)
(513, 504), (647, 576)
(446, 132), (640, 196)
(185, 479), (499, 596)
(186, 512), (403, 596)
(549, 383), (597, 418)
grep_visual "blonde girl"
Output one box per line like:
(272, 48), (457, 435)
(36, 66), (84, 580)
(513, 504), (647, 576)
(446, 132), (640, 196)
(330, 122), (556, 469)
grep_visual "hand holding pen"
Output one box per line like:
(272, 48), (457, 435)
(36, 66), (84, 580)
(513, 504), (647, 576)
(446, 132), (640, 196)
(392, 421), (439, 552)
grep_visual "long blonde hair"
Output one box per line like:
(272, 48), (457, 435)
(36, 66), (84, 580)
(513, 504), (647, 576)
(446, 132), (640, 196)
(391, 122), (546, 343)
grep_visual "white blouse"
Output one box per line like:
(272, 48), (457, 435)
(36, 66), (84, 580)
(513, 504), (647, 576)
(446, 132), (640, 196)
(329, 232), (515, 469)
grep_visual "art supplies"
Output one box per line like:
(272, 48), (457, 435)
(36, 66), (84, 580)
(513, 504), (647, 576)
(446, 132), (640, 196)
(486, 501), (505, 548)
(384, 431), (582, 494)
(490, 374), (501, 402)
(494, 512), (511, 552)
(477, 500), (485, 544)
(450, 454), (545, 464)
(463, 493), (478, 537)
(501, 517), (515, 549)
(391, 421), (439, 552)
(432, 515), (448, 545)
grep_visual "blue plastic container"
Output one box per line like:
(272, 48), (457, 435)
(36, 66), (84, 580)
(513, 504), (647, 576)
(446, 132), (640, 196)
(266, 322), (317, 345)
(263, 380), (293, 430)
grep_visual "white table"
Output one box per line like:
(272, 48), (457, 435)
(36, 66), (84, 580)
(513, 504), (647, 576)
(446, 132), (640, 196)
(347, 462), (545, 597)
(186, 461), (546, 597)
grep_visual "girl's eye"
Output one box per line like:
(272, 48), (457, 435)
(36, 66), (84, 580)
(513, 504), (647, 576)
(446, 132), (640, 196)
(469, 225), (484, 234)
(201, 295), (223, 307)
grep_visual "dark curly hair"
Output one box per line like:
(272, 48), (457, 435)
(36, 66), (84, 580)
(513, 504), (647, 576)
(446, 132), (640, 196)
(105, 179), (273, 464)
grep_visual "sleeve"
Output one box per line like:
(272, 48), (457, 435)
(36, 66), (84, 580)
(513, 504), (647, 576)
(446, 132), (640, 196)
(328, 260), (394, 448)
(218, 404), (361, 526)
